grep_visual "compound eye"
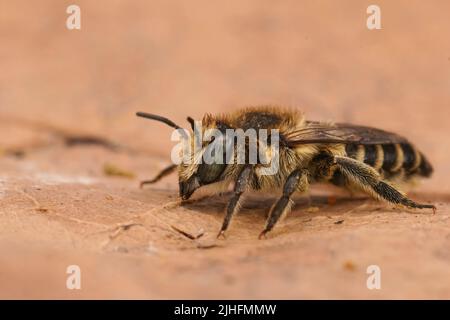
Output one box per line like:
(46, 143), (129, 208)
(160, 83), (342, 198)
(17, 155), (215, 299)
(197, 163), (226, 184)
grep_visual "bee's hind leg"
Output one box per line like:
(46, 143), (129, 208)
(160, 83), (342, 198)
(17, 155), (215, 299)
(140, 164), (177, 188)
(334, 156), (436, 212)
(259, 169), (309, 239)
(217, 165), (253, 238)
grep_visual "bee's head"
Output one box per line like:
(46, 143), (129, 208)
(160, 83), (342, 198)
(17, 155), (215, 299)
(178, 114), (229, 200)
(178, 162), (228, 200)
(136, 111), (227, 200)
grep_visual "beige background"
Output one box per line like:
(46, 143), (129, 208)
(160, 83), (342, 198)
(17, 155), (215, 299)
(0, 1), (449, 298)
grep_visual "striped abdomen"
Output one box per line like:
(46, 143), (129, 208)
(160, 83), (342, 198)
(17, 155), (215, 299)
(343, 142), (433, 178)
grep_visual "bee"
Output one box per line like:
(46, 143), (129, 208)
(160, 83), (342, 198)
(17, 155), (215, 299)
(136, 106), (435, 239)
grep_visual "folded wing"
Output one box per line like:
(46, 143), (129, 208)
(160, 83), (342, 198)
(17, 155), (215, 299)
(284, 121), (409, 146)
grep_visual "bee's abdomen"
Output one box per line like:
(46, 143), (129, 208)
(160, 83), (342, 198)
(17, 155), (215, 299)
(344, 142), (433, 178)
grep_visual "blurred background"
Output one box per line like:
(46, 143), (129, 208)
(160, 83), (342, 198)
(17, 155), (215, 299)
(0, 1), (449, 299)
(2, 0), (450, 187)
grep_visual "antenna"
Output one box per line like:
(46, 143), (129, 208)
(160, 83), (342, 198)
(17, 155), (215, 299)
(187, 116), (195, 131)
(136, 111), (188, 138)
(136, 112), (184, 130)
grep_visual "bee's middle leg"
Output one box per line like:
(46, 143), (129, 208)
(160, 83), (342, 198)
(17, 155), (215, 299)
(259, 169), (309, 238)
(217, 165), (253, 238)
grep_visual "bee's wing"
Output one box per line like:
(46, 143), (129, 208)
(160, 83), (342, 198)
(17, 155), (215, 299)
(284, 121), (409, 146)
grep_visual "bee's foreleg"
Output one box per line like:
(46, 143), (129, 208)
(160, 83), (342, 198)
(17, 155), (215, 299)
(140, 164), (177, 188)
(217, 165), (253, 238)
(259, 169), (309, 239)
(335, 156), (436, 211)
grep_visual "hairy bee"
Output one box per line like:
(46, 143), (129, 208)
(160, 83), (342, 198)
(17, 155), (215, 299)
(137, 106), (435, 238)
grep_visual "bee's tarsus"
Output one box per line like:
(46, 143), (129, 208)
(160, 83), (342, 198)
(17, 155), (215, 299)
(140, 178), (159, 188)
(217, 230), (227, 239)
(140, 164), (177, 188)
(219, 166), (253, 235)
(258, 230), (268, 240)
(263, 169), (309, 235)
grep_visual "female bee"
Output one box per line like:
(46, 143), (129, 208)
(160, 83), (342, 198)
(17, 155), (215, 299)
(137, 106), (435, 239)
